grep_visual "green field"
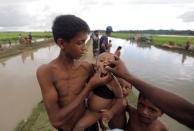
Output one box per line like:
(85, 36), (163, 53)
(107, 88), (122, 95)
(0, 32), (52, 41)
(111, 32), (194, 46)
(152, 35), (194, 46)
(111, 32), (130, 39)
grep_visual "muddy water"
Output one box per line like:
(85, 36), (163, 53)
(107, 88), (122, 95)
(0, 38), (193, 131)
(0, 45), (59, 131)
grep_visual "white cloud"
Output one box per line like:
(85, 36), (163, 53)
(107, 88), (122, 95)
(0, 0), (194, 31)
(178, 11), (194, 22)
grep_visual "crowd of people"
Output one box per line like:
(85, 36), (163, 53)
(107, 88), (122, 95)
(36, 15), (194, 131)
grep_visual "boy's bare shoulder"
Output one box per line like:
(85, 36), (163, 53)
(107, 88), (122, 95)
(37, 64), (52, 76)
(36, 62), (55, 84)
(37, 59), (57, 74)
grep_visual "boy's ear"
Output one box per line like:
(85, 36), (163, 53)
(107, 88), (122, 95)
(57, 38), (66, 49)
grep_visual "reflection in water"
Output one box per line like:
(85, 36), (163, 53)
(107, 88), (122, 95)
(0, 45), (58, 131)
(136, 42), (151, 49)
(21, 50), (35, 63)
(0, 61), (6, 67)
(182, 53), (187, 64)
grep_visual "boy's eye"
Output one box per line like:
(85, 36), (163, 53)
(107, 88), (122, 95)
(77, 41), (83, 45)
(149, 107), (157, 113)
(76, 40), (85, 45)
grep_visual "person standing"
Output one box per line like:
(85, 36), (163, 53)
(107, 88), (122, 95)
(28, 32), (32, 45)
(99, 26), (113, 54)
(92, 30), (99, 56)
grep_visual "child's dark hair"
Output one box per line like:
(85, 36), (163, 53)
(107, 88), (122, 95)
(117, 46), (122, 50)
(52, 15), (90, 43)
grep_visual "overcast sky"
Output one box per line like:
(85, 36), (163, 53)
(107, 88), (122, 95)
(0, 0), (194, 31)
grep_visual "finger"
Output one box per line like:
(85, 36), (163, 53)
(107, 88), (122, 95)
(107, 60), (120, 67)
(105, 66), (116, 73)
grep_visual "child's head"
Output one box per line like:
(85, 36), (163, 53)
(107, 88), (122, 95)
(52, 15), (90, 43)
(96, 52), (118, 76)
(117, 46), (122, 50)
(137, 93), (163, 125)
(94, 30), (99, 37)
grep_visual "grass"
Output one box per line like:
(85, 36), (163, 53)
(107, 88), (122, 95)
(151, 35), (194, 46)
(111, 32), (130, 39)
(14, 93), (138, 131)
(14, 102), (54, 131)
(111, 32), (194, 46)
(0, 32), (52, 41)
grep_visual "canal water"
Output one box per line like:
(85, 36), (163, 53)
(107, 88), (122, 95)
(0, 38), (193, 131)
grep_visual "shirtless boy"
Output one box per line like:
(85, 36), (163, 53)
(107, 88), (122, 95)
(125, 93), (168, 131)
(73, 52), (131, 131)
(106, 59), (194, 129)
(36, 15), (111, 131)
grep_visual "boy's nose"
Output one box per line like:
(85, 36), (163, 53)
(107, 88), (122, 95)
(142, 108), (149, 115)
(82, 44), (87, 51)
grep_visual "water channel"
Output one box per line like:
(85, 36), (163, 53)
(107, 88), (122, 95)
(0, 38), (193, 131)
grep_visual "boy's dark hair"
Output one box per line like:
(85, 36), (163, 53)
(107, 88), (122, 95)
(52, 15), (90, 43)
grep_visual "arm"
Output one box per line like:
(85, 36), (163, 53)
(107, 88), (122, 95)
(100, 76), (123, 121)
(106, 60), (194, 129)
(36, 65), (110, 128)
(109, 76), (124, 115)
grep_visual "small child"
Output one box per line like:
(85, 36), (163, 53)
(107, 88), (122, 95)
(114, 46), (122, 58)
(73, 52), (130, 131)
(125, 93), (168, 131)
